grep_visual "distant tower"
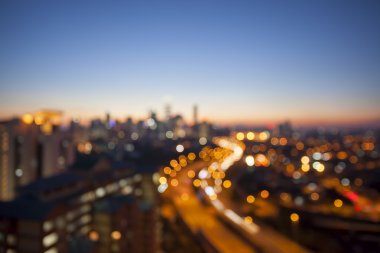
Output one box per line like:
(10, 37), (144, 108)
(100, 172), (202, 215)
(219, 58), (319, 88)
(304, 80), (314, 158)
(0, 123), (15, 201)
(165, 103), (171, 120)
(106, 112), (110, 124)
(193, 105), (198, 126)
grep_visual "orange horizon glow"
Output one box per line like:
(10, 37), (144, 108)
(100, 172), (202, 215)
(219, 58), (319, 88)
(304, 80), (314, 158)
(0, 110), (379, 128)
(210, 116), (380, 128)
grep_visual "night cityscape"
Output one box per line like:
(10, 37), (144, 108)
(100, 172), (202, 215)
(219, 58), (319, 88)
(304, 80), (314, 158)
(1, 1), (380, 253)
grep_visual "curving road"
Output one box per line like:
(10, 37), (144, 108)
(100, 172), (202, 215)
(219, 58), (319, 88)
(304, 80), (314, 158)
(166, 160), (256, 253)
(162, 137), (311, 253)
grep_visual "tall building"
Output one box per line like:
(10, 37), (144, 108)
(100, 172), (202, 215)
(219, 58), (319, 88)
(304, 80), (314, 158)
(0, 119), (39, 201)
(273, 121), (293, 138)
(193, 105), (198, 126)
(199, 121), (210, 139)
(0, 111), (75, 201)
(105, 112), (111, 130)
(38, 130), (75, 178)
(0, 121), (15, 201)
(164, 104), (171, 121)
(0, 160), (161, 253)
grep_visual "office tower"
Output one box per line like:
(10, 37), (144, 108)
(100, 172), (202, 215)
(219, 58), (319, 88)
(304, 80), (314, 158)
(199, 121), (210, 139)
(164, 104), (171, 121)
(39, 131), (75, 178)
(0, 112), (74, 201)
(0, 159), (161, 253)
(273, 121), (293, 138)
(105, 112), (111, 129)
(0, 119), (39, 201)
(193, 105), (198, 126)
(0, 121), (15, 201)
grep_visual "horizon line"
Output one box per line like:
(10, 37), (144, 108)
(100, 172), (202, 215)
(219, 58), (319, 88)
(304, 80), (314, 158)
(1, 110), (379, 129)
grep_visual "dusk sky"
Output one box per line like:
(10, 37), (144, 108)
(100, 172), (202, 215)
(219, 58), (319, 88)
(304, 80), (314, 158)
(1, 0), (379, 126)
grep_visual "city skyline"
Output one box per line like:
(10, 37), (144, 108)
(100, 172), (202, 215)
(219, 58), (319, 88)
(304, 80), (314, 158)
(1, 2), (380, 253)
(1, 106), (380, 129)
(1, 0), (380, 127)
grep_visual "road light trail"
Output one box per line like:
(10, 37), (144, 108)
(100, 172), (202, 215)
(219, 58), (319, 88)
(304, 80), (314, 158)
(160, 137), (311, 253)
(167, 161), (256, 253)
(205, 137), (312, 253)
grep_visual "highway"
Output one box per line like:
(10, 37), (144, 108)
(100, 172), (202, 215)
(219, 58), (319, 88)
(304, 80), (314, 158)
(160, 137), (312, 253)
(209, 138), (311, 253)
(165, 160), (256, 253)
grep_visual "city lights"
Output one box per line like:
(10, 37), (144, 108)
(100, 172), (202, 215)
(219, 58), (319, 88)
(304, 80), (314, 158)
(1, 1), (379, 253)
(111, 231), (121, 240)
(310, 192), (320, 201)
(246, 132), (255, 140)
(187, 170), (196, 178)
(341, 178), (350, 186)
(290, 213), (299, 222)
(193, 179), (201, 187)
(244, 216), (253, 224)
(301, 156), (309, 164)
(170, 159), (178, 168)
(181, 193), (189, 201)
(223, 180), (232, 189)
(334, 199), (343, 208)
(158, 183), (168, 193)
(198, 169), (209, 179)
(1, 116), (378, 253)
(236, 132), (245, 141)
(158, 177), (167, 185)
(259, 131), (270, 141)
(89, 231), (99, 241)
(170, 179), (179, 187)
(163, 166), (171, 174)
(246, 195), (255, 204)
(199, 137), (207, 145)
(260, 190), (269, 199)
(176, 144), (184, 153)
(21, 114), (34, 124)
(187, 152), (196, 160)
(245, 155), (255, 166)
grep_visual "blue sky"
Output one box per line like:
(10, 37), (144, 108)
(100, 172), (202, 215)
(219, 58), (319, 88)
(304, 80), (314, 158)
(1, 0), (379, 126)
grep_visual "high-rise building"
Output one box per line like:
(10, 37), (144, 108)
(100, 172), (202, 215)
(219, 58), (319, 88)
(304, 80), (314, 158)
(0, 122), (15, 201)
(39, 131), (75, 178)
(164, 104), (171, 121)
(0, 111), (75, 201)
(273, 121), (293, 138)
(193, 105), (198, 126)
(0, 119), (39, 201)
(0, 160), (161, 253)
(199, 121), (210, 139)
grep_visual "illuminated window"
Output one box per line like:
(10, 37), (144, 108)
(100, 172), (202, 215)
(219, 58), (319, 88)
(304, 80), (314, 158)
(43, 232), (58, 247)
(290, 213), (299, 222)
(95, 187), (106, 198)
(66, 211), (75, 221)
(80, 214), (91, 225)
(80, 204), (91, 214)
(106, 183), (119, 193)
(133, 174), (142, 182)
(44, 247), (58, 253)
(6, 234), (16, 245)
(111, 231), (121, 240)
(89, 231), (99, 241)
(66, 223), (75, 233)
(55, 217), (65, 229)
(43, 221), (53, 232)
(80, 225), (90, 235)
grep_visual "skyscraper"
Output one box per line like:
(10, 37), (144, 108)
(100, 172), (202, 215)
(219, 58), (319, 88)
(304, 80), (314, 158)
(193, 105), (198, 126)
(0, 112), (75, 201)
(0, 119), (39, 201)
